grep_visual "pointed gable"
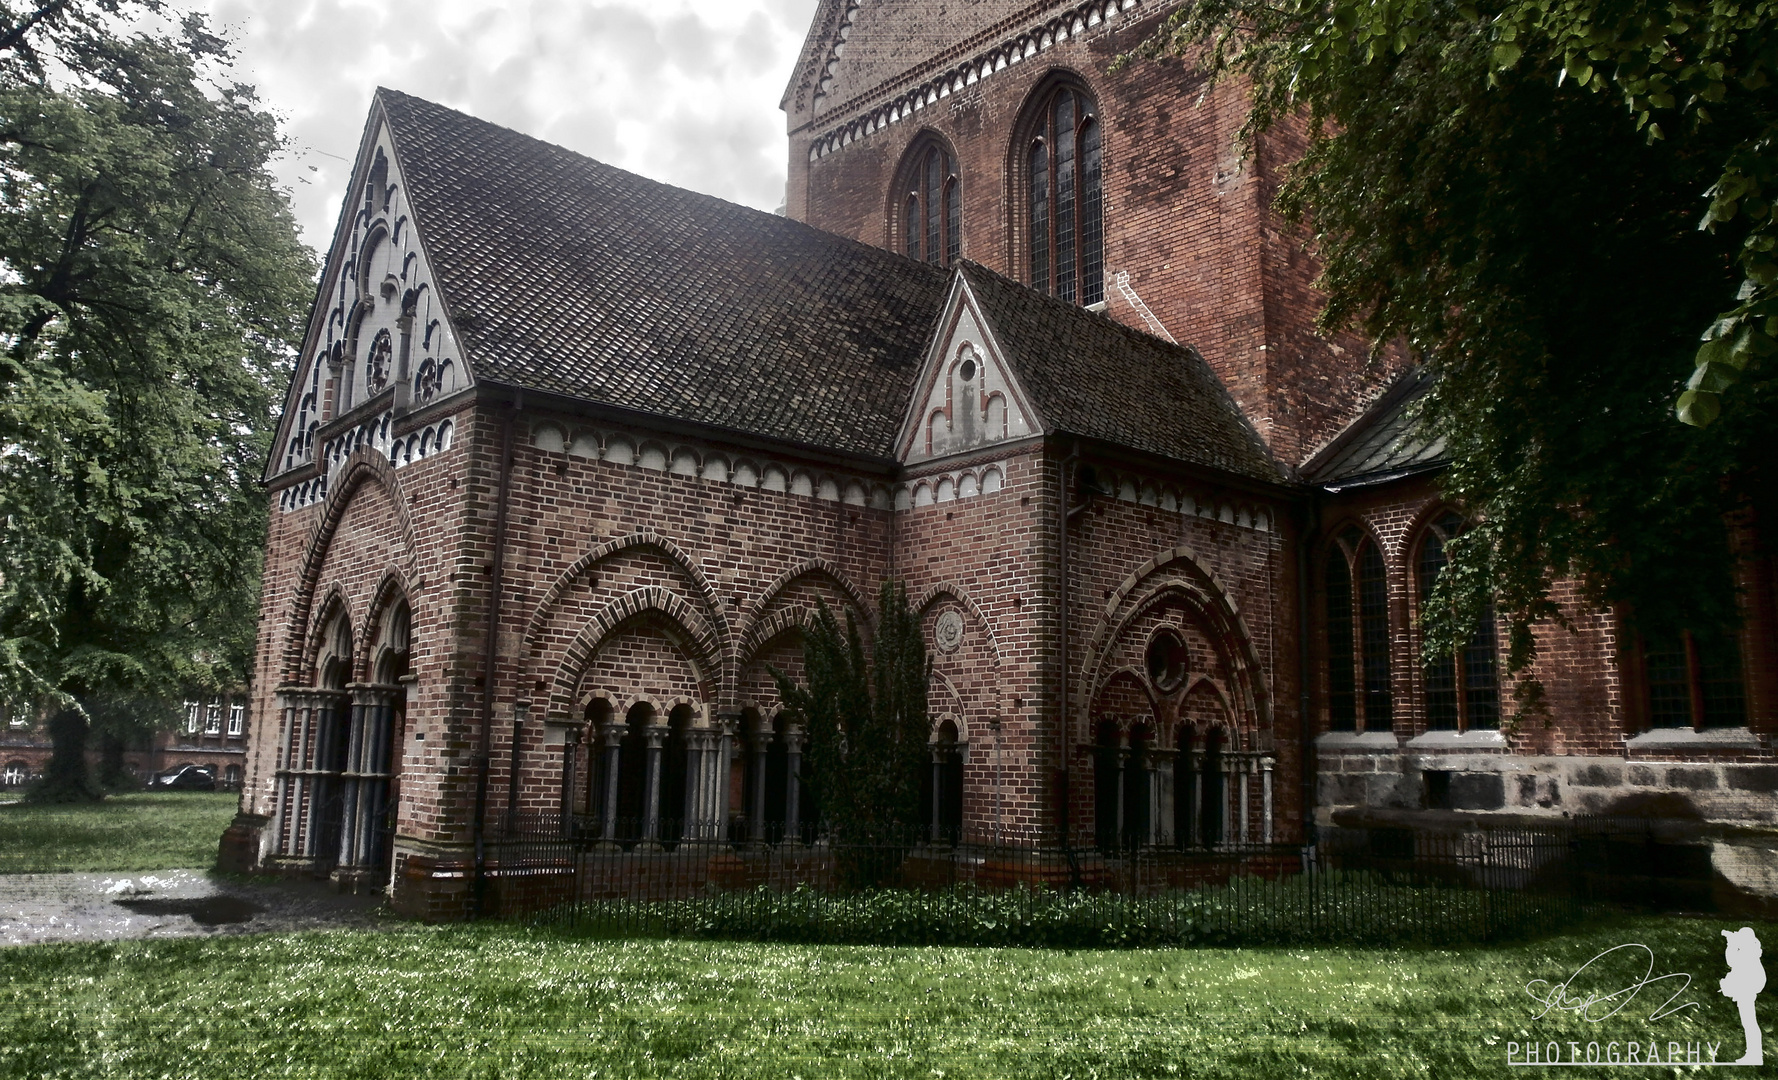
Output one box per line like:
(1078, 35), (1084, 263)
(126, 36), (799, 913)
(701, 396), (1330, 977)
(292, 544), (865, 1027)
(269, 103), (470, 483)
(899, 272), (1040, 463)
(955, 262), (1283, 483)
(369, 90), (952, 460)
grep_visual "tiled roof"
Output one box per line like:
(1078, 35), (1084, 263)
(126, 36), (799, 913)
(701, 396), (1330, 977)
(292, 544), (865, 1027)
(379, 89), (951, 461)
(1303, 369), (1447, 488)
(375, 90), (1280, 483)
(959, 263), (1282, 483)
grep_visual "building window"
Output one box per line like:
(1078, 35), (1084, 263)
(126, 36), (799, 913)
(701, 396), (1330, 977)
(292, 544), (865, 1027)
(227, 704), (244, 737)
(1416, 513), (1500, 731)
(1643, 629), (1746, 729)
(185, 701), (200, 734)
(1025, 85), (1103, 306)
(1324, 526), (1392, 732)
(205, 701), (221, 735)
(897, 140), (960, 268)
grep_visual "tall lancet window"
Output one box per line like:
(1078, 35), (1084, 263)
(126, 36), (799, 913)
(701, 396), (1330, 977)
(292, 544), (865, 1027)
(1026, 85), (1103, 306)
(896, 139), (960, 267)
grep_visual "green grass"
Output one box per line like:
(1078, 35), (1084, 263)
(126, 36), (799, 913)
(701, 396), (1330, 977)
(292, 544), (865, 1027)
(1, 915), (1770, 1078)
(0, 791), (237, 874)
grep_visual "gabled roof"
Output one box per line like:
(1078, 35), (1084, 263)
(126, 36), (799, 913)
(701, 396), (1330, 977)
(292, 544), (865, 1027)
(378, 89), (951, 460)
(1303, 368), (1447, 489)
(294, 91), (1283, 486)
(957, 263), (1282, 483)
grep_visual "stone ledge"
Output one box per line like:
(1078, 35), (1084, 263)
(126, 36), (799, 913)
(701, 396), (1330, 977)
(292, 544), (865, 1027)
(1316, 731), (1402, 752)
(1628, 728), (1765, 753)
(1405, 730), (1508, 752)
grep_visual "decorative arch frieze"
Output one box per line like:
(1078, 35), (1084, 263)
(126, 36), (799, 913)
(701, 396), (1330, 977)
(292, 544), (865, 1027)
(546, 586), (721, 721)
(805, 0), (1149, 161)
(522, 530), (732, 670)
(738, 558), (874, 659)
(269, 116), (471, 484)
(283, 450), (418, 681)
(1077, 546), (1271, 746)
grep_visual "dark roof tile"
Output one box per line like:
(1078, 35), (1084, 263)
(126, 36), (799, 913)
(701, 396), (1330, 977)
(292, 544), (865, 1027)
(959, 263), (1282, 483)
(1304, 369), (1447, 487)
(379, 89), (949, 460)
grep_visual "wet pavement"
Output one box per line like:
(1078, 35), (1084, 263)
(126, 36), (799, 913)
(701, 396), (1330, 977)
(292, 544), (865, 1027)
(0, 869), (392, 946)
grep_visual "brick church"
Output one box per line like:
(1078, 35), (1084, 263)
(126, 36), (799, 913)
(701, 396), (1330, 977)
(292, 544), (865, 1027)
(222, 0), (1778, 914)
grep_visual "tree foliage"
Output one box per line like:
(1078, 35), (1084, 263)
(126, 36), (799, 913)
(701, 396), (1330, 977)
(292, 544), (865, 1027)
(0, 3), (315, 794)
(1128, 0), (1775, 711)
(772, 581), (931, 838)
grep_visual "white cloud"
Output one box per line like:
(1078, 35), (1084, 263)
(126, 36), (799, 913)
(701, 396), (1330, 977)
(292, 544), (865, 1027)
(189, 0), (820, 251)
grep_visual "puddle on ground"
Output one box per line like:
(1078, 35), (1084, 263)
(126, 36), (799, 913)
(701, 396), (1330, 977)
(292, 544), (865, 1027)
(113, 896), (263, 926)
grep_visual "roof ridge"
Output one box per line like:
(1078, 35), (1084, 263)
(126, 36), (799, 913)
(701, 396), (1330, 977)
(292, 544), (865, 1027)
(374, 87), (949, 284)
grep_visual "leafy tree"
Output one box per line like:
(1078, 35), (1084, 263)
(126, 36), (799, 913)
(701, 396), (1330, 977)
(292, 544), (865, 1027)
(772, 581), (931, 840)
(1127, 0), (1775, 711)
(0, 5), (315, 797)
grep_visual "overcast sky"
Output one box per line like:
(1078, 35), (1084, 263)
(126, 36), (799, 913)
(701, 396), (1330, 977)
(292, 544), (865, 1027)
(187, 0), (821, 252)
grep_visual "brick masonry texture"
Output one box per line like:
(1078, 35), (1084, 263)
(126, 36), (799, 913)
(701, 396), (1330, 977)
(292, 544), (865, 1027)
(228, 1), (1778, 913)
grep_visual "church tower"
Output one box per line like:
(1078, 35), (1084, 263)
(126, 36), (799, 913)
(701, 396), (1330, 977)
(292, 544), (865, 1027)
(782, 0), (1400, 469)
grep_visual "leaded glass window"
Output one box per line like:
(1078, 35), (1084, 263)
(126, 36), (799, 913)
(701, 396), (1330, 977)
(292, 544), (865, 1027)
(1026, 87), (1104, 305)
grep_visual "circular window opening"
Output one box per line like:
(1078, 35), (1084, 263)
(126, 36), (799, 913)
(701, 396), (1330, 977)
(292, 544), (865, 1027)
(959, 357), (977, 382)
(1146, 629), (1189, 693)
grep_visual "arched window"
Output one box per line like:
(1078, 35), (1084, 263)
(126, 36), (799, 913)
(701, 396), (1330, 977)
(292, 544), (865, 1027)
(1025, 84), (1104, 305)
(897, 140), (960, 267)
(1324, 526), (1392, 732)
(1642, 628), (1746, 729)
(1416, 513), (1500, 731)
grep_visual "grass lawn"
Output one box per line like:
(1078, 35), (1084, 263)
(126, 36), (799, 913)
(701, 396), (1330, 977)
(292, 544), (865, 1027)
(2, 914), (1771, 1078)
(0, 792), (237, 874)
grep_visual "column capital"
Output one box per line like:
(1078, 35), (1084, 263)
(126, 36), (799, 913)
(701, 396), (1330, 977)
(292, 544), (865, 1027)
(601, 724), (623, 748)
(644, 725), (668, 749)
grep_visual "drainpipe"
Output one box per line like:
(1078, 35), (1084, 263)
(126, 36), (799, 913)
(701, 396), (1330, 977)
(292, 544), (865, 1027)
(473, 389), (521, 917)
(1057, 442), (1091, 883)
(1297, 495), (1320, 851)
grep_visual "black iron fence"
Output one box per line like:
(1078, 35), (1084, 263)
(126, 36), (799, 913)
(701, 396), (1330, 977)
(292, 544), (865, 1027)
(457, 814), (1708, 946)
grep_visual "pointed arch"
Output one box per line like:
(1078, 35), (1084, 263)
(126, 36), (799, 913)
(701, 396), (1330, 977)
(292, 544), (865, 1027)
(523, 530), (730, 660)
(303, 584), (356, 685)
(545, 587), (721, 720)
(284, 449), (418, 680)
(1079, 546), (1270, 746)
(1011, 68), (1105, 306)
(738, 558), (874, 662)
(890, 130), (962, 267)
(914, 582), (1003, 671)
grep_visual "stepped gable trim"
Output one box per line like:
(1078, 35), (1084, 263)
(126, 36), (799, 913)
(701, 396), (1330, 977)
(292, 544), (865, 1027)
(265, 102), (387, 485)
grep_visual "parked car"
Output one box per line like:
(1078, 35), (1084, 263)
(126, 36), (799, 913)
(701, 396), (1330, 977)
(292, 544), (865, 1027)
(155, 764), (216, 791)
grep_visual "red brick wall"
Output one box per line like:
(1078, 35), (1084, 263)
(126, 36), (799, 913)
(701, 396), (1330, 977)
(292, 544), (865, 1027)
(789, 4), (1400, 468)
